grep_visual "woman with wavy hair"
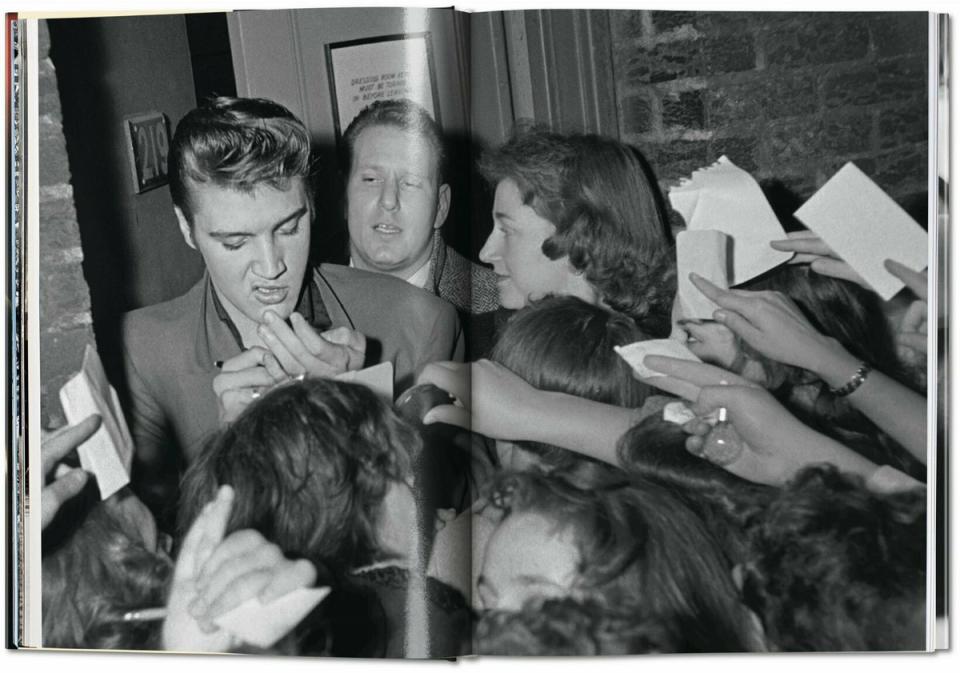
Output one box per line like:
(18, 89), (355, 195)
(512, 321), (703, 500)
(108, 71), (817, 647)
(478, 126), (675, 337)
(475, 471), (761, 653)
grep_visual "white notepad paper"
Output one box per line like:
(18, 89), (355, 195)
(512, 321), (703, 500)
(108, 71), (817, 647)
(58, 344), (134, 500)
(669, 156), (792, 284)
(214, 586), (331, 649)
(675, 229), (730, 320)
(793, 162), (928, 301)
(614, 339), (702, 379)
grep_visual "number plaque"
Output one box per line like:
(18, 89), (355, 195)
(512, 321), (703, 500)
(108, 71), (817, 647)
(123, 112), (170, 193)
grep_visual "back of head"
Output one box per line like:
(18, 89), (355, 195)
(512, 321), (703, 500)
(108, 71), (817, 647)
(488, 471), (756, 652)
(479, 126), (675, 334)
(42, 501), (171, 650)
(169, 96), (312, 223)
(341, 98), (446, 182)
(490, 296), (650, 484)
(741, 465), (926, 651)
(179, 379), (422, 571)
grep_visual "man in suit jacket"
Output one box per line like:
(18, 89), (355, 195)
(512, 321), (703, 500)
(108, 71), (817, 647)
(121, 97), (462, 510)
(340, 98), (501, 358)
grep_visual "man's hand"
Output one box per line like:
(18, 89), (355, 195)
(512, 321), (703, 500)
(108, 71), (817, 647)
(41, 414), (101, 529)
(213, 347), (286, 425)
(257, 311), (365, 379)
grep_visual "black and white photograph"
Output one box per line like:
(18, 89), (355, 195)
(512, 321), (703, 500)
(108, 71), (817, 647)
(4, 2), (946, 662)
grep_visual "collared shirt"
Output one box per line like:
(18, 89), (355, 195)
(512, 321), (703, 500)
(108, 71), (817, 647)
(348, 255), (433, 290)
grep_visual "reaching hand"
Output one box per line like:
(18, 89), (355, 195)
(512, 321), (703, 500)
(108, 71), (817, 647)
(689, 273), (846, 377)
(770, 231), (870, 288)
(416, 359), (541, 442)
(213, 347), (287, 425)
(163, 485), (317, 652)
(885, 259), (928, 367)
(41, 414), (101, 529)
(257, 311), (365, 379)
(644, 356), (877, 486)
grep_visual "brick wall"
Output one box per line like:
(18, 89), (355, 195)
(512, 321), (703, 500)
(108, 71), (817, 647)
(613, 11), (928, 218)
(38, 19), (97, 428)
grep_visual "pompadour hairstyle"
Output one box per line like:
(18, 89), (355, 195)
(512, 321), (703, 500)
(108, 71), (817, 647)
(478, 126), (675, 335)
(340, 98), (446, 183)
(168, 96), (312, 223)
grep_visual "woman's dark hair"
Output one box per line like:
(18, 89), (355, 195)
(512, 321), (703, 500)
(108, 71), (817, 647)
(742, 264), (923, 476)
(485, 471), (758, 652)
(741, 465), (926, 651)
(178, 379), (422, 572)
(479, 126), (676, 335)
(490, 296), (650, 485)
(476, 596), (676, 655)
(42, 500), (171, 650)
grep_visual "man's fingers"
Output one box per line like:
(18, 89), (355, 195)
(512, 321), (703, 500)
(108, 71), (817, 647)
(262, 352), (288, 383)
(221, 347), (269, 373)
(885, 259), (928, 300)
(42, 414), (102, 475)
(258, 318), (308, 376)
(41, 469), (89, 529)
(212, 366), (276, 397)
(422, 404), (471, 430)
(320, 326), (366, 371)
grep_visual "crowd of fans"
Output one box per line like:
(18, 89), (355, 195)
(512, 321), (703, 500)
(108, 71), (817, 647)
(39, 98), (931, 656)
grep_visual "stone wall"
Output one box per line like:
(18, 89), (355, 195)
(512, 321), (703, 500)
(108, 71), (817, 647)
(38, 19), (96, 428)
(613, 11), (928, 215)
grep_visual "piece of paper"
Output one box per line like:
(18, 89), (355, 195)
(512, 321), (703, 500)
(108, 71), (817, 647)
(214, 586), (331, 649)
(614, 339), (702, 379)
(662, 401), (697, 426)
(793, 162), (928, 301)
(335, 361), (393, 402)
(676, 229), (730, 320)
(58, 345), (134, 500)
(669, 156), (792, 284)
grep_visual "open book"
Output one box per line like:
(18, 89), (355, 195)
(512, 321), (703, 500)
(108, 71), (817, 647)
(6, 5), (948, 659)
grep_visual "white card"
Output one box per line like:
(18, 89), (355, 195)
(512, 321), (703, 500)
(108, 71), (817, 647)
(214, 586), (331, 649)
(669, 156), (792, 284)
(58, 345), (133, 500)
(676, 230), (730, 320)
(334, 361), (394, 402)
(794, 162), (928, 301)
(615, 339), (702, 379)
